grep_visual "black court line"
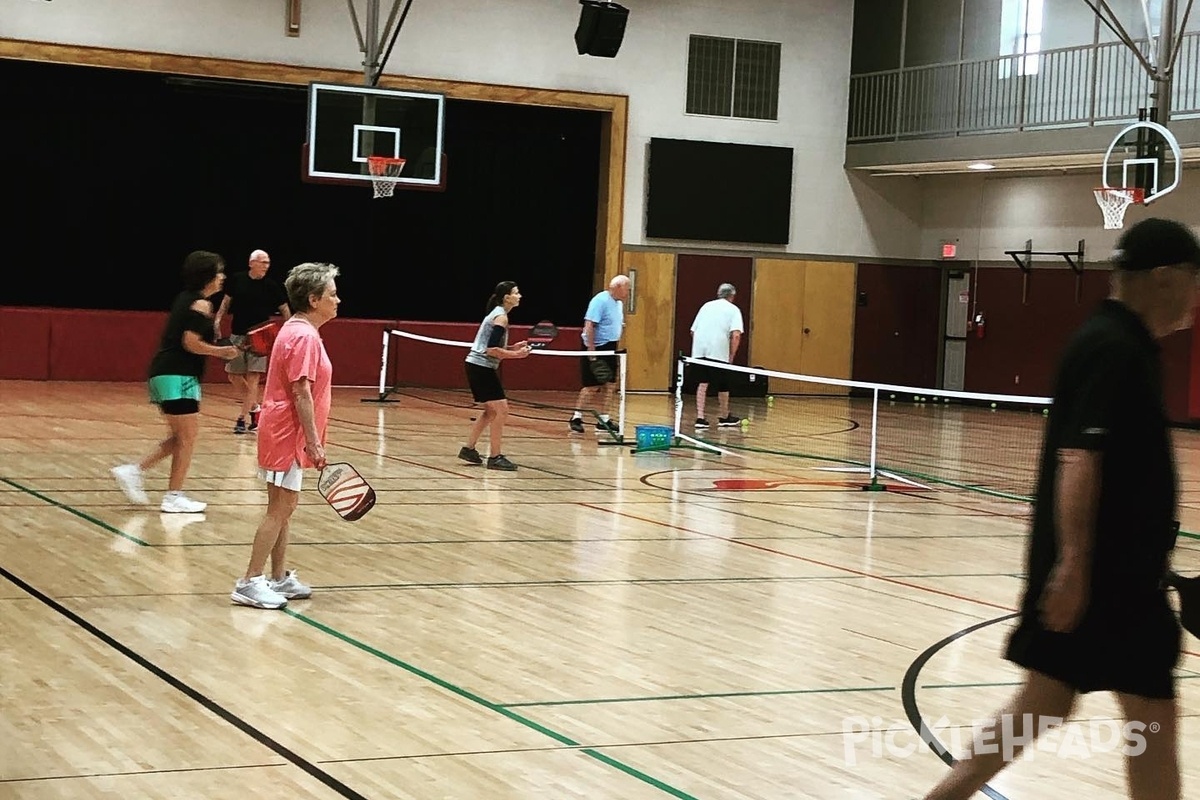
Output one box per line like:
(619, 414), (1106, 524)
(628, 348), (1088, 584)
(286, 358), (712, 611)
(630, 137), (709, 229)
(902, 613), (1019, 800)
(1, 761), (285, 785)
(0, 564), (370, 800)
(0, 572), (1025, 603)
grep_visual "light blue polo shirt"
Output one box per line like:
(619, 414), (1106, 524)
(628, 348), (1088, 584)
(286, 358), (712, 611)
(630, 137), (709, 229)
(582, 290), (624, 345)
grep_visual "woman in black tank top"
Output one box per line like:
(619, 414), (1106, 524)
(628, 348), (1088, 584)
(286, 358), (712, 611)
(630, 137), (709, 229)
(111, 251), (240, 514)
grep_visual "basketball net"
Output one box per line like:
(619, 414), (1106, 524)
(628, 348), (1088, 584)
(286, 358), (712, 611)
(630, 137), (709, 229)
(367, 156), (406, 199)
(1093, 187), (1143, 230)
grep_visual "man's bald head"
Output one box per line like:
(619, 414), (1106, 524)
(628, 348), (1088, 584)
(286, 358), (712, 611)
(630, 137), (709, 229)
(248, 249), (270, 277)
(608, 274), (631, 301)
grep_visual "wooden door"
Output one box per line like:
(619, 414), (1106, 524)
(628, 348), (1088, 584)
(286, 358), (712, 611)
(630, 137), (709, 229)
(620, 250), (676, 391)
(750, 259), (856, 395)
(798, 260), (856, 393)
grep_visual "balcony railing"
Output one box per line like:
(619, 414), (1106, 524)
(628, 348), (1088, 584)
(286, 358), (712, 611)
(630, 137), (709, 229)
(848, 33), (1200, 142)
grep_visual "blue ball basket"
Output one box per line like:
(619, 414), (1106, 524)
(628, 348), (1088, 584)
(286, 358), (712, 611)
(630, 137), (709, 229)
(635, 424), (673, 452)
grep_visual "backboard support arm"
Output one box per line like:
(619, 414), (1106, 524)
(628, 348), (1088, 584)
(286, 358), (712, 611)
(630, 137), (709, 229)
(344, 0), (414, 86)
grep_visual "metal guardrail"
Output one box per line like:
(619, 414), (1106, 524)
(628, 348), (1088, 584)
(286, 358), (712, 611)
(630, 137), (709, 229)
(848, 33), (1200, 142)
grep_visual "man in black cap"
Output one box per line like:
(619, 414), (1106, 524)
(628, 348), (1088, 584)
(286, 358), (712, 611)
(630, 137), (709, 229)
(923, 218), (1200, 800)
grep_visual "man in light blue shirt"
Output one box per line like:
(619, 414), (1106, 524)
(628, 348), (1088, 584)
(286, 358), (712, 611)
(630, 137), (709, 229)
(570, 275), (630, 433)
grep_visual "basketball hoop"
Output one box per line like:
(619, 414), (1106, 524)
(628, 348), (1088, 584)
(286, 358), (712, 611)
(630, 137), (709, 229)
(1093, 186), (1143, 230)
(367, 156), (406, 199)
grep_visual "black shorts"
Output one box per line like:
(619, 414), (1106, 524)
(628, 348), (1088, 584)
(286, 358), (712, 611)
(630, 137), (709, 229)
(159, 399), (200, 416)
(465, 362), (505, 403)
(690, 358), (731, 393)
(580, 343), (618, 387)
(1004, 593), (1181, 699)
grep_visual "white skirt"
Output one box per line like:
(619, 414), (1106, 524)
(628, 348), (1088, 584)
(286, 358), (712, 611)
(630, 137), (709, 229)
(258, 460), (304, 492)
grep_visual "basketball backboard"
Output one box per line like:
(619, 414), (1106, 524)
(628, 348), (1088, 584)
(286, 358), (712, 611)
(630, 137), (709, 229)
(1101, 119), (1181, 201)
(304, 82), (445, 188)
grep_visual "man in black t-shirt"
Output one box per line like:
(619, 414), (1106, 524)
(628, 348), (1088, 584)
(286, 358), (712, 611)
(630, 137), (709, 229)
(923, 218), (1200, 800)
(214, 249), (290, 433)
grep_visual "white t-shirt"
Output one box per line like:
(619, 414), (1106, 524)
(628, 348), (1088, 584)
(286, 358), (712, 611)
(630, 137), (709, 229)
(690, 298), (744, 362)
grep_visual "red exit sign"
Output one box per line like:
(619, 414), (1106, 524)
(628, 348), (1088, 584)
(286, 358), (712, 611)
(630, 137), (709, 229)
(941, 241), (958, 259)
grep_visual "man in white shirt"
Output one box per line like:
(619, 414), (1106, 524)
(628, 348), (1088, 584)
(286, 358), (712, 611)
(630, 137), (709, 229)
(689, 283), (744, 427)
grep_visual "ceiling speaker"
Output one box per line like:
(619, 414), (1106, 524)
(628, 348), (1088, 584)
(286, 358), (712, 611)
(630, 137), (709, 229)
(575, 1), (629, 58)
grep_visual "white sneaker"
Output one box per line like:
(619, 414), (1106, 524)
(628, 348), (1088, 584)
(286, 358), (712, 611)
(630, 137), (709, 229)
(269, 569), (312, 599)
(111, 464), (149, 504)
(160, 491), (206, 514)
(231, 575), (287, 609)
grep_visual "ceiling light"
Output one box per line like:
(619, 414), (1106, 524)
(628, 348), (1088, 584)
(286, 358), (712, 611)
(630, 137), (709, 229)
(968, 162), (995, 171)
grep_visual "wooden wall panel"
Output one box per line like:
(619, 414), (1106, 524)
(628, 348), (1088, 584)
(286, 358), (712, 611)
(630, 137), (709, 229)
(750, 259), (855, 395)
(621, 251), (676, 391)
(798, 261), (856, 392)
(749, 259), (806, 394)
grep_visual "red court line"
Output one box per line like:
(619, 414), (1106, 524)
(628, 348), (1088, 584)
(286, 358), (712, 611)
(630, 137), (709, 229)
(578, 502), (1015, 613)
(578, 502), (1200, 660)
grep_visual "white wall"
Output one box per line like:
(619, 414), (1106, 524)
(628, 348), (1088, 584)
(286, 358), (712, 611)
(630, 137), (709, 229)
(5, 0), (923, 260)
(920, 168), (1200, 264)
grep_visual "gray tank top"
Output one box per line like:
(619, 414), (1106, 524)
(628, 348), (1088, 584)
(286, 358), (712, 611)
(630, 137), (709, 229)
(465, 306), (507, 369)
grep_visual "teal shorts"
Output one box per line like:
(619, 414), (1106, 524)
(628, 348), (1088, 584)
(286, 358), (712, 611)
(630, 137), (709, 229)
(148, 375), (202, 404)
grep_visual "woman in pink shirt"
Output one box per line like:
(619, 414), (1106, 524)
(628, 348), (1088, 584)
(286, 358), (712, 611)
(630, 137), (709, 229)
(231, 262), (340, 609)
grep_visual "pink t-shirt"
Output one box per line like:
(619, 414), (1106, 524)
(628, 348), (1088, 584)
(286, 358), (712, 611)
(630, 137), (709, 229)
(256, 317), (333, 471)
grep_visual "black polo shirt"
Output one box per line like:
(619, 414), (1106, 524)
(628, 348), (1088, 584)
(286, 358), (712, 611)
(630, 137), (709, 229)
(1023, 299), (1177, 608)
(224, 271), (288, 334)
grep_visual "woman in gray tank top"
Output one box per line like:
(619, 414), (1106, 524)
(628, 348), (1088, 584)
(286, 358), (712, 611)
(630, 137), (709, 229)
(459, 281), (532, 470)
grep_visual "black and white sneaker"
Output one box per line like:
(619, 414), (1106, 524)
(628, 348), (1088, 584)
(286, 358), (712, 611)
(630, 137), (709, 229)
(569, 417), (585, 434)
(457, 446), (483, 465)
(595, 419), (618, 433)
(718, 416), (742, 427)
(695, 418), (710, 428)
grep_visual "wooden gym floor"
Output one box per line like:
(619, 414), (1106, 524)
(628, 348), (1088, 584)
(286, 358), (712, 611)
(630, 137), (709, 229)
(3, 380), (1199, 799)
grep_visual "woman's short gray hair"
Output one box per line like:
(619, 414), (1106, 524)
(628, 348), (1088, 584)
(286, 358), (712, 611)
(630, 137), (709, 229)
(717, 283), (736, 299)
(285, 262), (340, 312)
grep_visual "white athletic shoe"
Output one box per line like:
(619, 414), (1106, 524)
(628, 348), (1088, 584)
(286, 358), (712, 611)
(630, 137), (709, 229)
(111, 464), (149, 505)
(231, 575), (288, 609)
(269, 570), (312, 599)
(160, 491), (206, 514)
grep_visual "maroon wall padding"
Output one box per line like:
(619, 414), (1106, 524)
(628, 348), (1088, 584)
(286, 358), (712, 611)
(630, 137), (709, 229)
(0, 307), (53, 380)
(673, 255), (753, 367)
(389, 321), (585, 390)
(852, 264), (941, 388)
(1, 310), (579, 391)
(313, 318), (398, 387)
(964, 269), (1193, 422)
(49, 309), (165, 381)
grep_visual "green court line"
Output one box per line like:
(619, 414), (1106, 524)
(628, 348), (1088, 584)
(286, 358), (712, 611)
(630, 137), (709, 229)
(286, 610), (699, 800)
(501, 685), (895, 708)
(922, 673), (1200, 690)
(3, 477), (696, 799)
(0, 477), (150, 546)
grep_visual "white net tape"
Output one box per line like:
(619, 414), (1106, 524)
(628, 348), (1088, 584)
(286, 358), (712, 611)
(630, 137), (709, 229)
(368, 158), (406, 199)
(1093, 187), (1140, 230)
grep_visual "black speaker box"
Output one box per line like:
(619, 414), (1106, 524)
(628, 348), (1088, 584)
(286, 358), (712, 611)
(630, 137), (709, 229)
(575, 1), (629, 58)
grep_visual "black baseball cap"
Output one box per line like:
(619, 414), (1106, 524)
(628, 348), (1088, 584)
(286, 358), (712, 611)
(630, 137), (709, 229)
(1111, 217), (1200, 271)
